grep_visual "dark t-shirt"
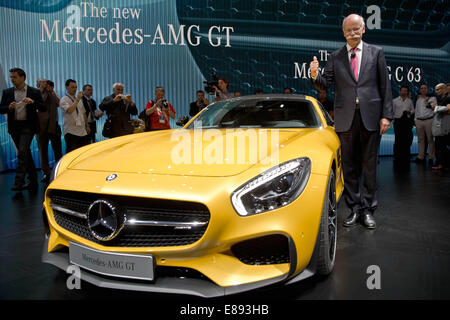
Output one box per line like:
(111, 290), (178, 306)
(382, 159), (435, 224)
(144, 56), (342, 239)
(320, 98), (334, 113)
(189, 101), (207, 117)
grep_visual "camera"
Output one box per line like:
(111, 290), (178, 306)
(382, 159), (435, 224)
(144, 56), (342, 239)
(160, 99), (168, 108)
(176, 116), (189, 127)
(204, 72), (219, 95)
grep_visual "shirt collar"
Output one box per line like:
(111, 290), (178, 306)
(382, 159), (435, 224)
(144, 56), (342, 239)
(347, 41), (363, 53)
(14, 85), (27, 92)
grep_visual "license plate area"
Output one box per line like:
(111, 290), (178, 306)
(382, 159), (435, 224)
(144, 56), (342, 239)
(69, 242), (154, 281)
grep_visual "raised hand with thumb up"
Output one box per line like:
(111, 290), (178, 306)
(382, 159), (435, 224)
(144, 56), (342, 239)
(310, 56), (319, 78)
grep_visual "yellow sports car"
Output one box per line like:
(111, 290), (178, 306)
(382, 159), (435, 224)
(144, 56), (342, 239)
(42, 94), (343, 297)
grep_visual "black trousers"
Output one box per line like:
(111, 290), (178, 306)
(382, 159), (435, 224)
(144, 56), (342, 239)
(393, 116), (413, 161)
(37, 125), (63, 175)
(435, 134), (450, 167)
(64, 133), (89, 154)
(87, 122), (97, 144)
(10, 125), (37, 185)
(338, 110), (381, 214)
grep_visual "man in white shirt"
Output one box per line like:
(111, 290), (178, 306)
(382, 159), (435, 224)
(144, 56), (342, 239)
(413, 83), (437, 165)
(60, 79), (90, 153)
(393, 86), (415, 162)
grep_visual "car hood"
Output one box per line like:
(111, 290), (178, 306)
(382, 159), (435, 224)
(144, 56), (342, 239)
(68, 129), (314, 177)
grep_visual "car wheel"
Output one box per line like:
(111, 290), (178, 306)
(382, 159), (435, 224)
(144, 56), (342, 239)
(316, 169), (337, 275)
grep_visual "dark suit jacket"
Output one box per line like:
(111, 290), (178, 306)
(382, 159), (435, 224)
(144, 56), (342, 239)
(0, 86), (46, 134)
(313, 42), (393, 132)
(82, 96), (98, 134)
(99, 94), (137, 137)
(38, 91), (60, 135)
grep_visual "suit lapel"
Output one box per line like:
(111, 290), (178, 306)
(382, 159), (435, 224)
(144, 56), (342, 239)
(25, 85), (31, 98)
(340, 46), (357, 83)
(358, 42), (370, 82)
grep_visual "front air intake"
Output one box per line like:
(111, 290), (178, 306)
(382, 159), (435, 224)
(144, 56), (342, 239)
(231, 234), (290, 265)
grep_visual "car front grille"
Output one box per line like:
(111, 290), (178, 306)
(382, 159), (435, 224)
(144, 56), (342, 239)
(48, 189), (210, 247)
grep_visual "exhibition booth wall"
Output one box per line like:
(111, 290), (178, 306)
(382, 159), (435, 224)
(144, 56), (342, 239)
(0, 0), (449, 170)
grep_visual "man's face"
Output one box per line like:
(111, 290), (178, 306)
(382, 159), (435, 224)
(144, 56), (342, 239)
(319, 90), (327, 100)
(197, 92), (205, 101)
(155, 89), (165, 100)
(343, 15), (365, 48)
(66, 82), (77, 96)
(400, 88), (408, 97)
(435, 85), (446, 97)
(218, 79), (227, 91)
(113, 85), (124, 96)
(84, 86), (93, 97)
(37, 79), (47, 90)
(10, 72), (25, 87)
(419, 85), (428, 95)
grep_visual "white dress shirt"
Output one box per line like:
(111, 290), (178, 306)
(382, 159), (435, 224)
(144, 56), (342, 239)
(393, 96), (414, 119)
(14, 85), (28, 120)
(415, 96), (437, 120)
(60, 94), (88, 136)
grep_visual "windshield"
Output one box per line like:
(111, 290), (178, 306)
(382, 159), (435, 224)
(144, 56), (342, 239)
(186, 98), (321, 129)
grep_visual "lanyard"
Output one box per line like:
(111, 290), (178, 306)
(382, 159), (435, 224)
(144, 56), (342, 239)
(66, 94), (78, 114)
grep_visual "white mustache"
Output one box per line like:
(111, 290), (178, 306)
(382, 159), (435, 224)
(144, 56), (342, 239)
(346, 34), (361, 40)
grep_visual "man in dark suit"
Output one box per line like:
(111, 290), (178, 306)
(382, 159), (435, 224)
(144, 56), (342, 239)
(310, 14), (393, 229)
(36, 78), (62, 184)
(0, 68), (46, 191)
(99, 83), (137, 138)
(82, 84), (103, 143)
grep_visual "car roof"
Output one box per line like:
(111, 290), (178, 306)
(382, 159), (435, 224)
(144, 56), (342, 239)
(222, 93), (310, 102)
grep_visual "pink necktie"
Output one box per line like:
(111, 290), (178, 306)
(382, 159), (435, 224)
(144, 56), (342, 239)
(350, 47), (358, 81)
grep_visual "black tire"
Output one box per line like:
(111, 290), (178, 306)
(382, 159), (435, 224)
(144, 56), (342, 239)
(316, 170), (337, 275)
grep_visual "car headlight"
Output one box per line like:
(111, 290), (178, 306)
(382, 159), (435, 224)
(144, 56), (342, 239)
(49, 158), (62, 183)
(231, 158), (311, 216)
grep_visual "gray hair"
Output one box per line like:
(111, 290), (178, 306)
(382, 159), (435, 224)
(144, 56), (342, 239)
(342, 14), (365, 30)
(112, 82), (124, 90)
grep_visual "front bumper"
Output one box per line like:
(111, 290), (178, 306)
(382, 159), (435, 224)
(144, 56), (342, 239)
(42, 235), (315, 297)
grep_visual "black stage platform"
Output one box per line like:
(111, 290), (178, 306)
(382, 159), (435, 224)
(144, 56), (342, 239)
(0, 157), (449, 300)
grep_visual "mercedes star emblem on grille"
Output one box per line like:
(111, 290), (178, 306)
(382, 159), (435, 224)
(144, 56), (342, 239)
(106, 174), (118, 181)
(87, 199), (125, 241)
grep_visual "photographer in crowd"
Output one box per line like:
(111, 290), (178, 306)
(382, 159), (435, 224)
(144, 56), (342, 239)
(60, 79), (90, 153)
(82, 84), (103, 143)
(392, 85), (414, 162)
(431, 83), (450, 170)
(142, 86), (175, 130)
(189, 90), (209, 117)
(317, 89), (334, 119)
(99, 83), (137, 138)
(413, 83), (437, 165)
(36, 78), (62, 183)
(213, 77), (234, 101)
(46, 80), (60, 105)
